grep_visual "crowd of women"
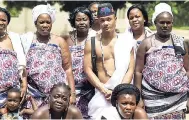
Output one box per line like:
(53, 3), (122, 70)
(0, 1), (188, 120)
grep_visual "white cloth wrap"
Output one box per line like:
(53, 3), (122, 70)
(8, 31), (26, 78)
(152, 3), (173, 24)
(88, 33), (133, 118)
(32, 4), (56, 23)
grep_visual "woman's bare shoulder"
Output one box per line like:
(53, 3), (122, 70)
(134, 107), (148, 119)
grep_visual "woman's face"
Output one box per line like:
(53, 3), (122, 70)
(35, 13), (52, 36)
(155, 12), (173, 37)
(0, 11), (8, 35)
(75, 12), (90, 33)
(49, 87), (70, 113)
(117, 94), (137, 119)
(128, 8), (145, 31)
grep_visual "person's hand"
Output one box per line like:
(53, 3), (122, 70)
(137, 99), (145, 109)
(20, 86), (27, 105)
(104, 89), (112, 101)
(25, 94), (32, 101)
(0, 108), (7, 115)
(70, 93), (76, 105)
(101, 87), (112, 101)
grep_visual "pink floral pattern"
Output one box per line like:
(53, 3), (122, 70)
(69, 45), (89, 118)
(0, 49), (20, 107)
(26, 43), (67, 94)
(0, 49), (19, 90)
(69, 45), (88, 85)
(151, 110), (185, 119)
(143, 47), (189, 93)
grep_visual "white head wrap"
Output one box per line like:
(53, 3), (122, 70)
(152, 3), (173, 24)
(32, 4), (56, 23)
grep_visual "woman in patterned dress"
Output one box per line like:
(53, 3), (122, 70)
(0, 7), (27, 108)
(20, 4), (76, 109)
(135, 3), (189, 119)
(65, 7), (93, 118)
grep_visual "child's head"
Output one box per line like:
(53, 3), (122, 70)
(6, 88), (21, 111)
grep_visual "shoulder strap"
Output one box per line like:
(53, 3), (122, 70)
(91, 37), (98, 76)
(171, 33), (186, 56)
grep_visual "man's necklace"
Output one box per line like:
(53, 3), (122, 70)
(100, 35), (117, 77)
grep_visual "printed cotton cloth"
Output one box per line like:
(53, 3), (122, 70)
(26, 42), (67, 107)
(0, 49), (20, 108)
(142, 34), (188, 118)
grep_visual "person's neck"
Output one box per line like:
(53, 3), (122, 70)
(101, 31), (117, 42)
(133, 28), (145, 40)
(155, 33), (171, 42)
(36, 32), (50, 42)
(50, 109), (64, 119)
(0, 32), (7, 40)
(92, 23), (100, 32)
(7, 108), (19, 113)
(76, 30), (88, 42)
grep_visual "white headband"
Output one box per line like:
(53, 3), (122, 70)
(152, 3), (173, 24)
(32, 4), (56, 23)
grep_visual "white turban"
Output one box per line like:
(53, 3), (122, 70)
(152, 3), (173, 24)
(32, 4), (56, 23)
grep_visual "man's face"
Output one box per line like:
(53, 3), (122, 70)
(0, 11), (8, 35)
(128, 8), (145, 31)
(116, 94), (137, 119)
(90, 4), (99, 22)
(99, 14), (116, 33)
(6, 92), (21, 111)
(35, 13), (52, 36)
(75, 12), (90, 33)
(155, 12), (173, 36)
(50, 87), (70, 112)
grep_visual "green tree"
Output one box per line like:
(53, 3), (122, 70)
(3, 1), (189, 27)
(3, 1), (126, 16)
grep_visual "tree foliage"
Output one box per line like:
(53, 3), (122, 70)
(3, 1), (126, 15)
(3, 1), (189, 27)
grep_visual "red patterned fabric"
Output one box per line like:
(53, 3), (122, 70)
(143, 47), (189, 93)
(0, 49), (20, 107)
(26, 43), (67, 94)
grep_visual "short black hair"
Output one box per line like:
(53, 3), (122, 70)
(8, 88), (21, 95)
(0, 7), (11, 24)
(127, 4), (149, 27)
(88, 2), (100, 10)
(68, 6), (93, 28)
(111, 84), (140, 107)
(50, 83), (71, 96)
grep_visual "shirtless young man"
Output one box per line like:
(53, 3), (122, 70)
(84, 3), (134, 118)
